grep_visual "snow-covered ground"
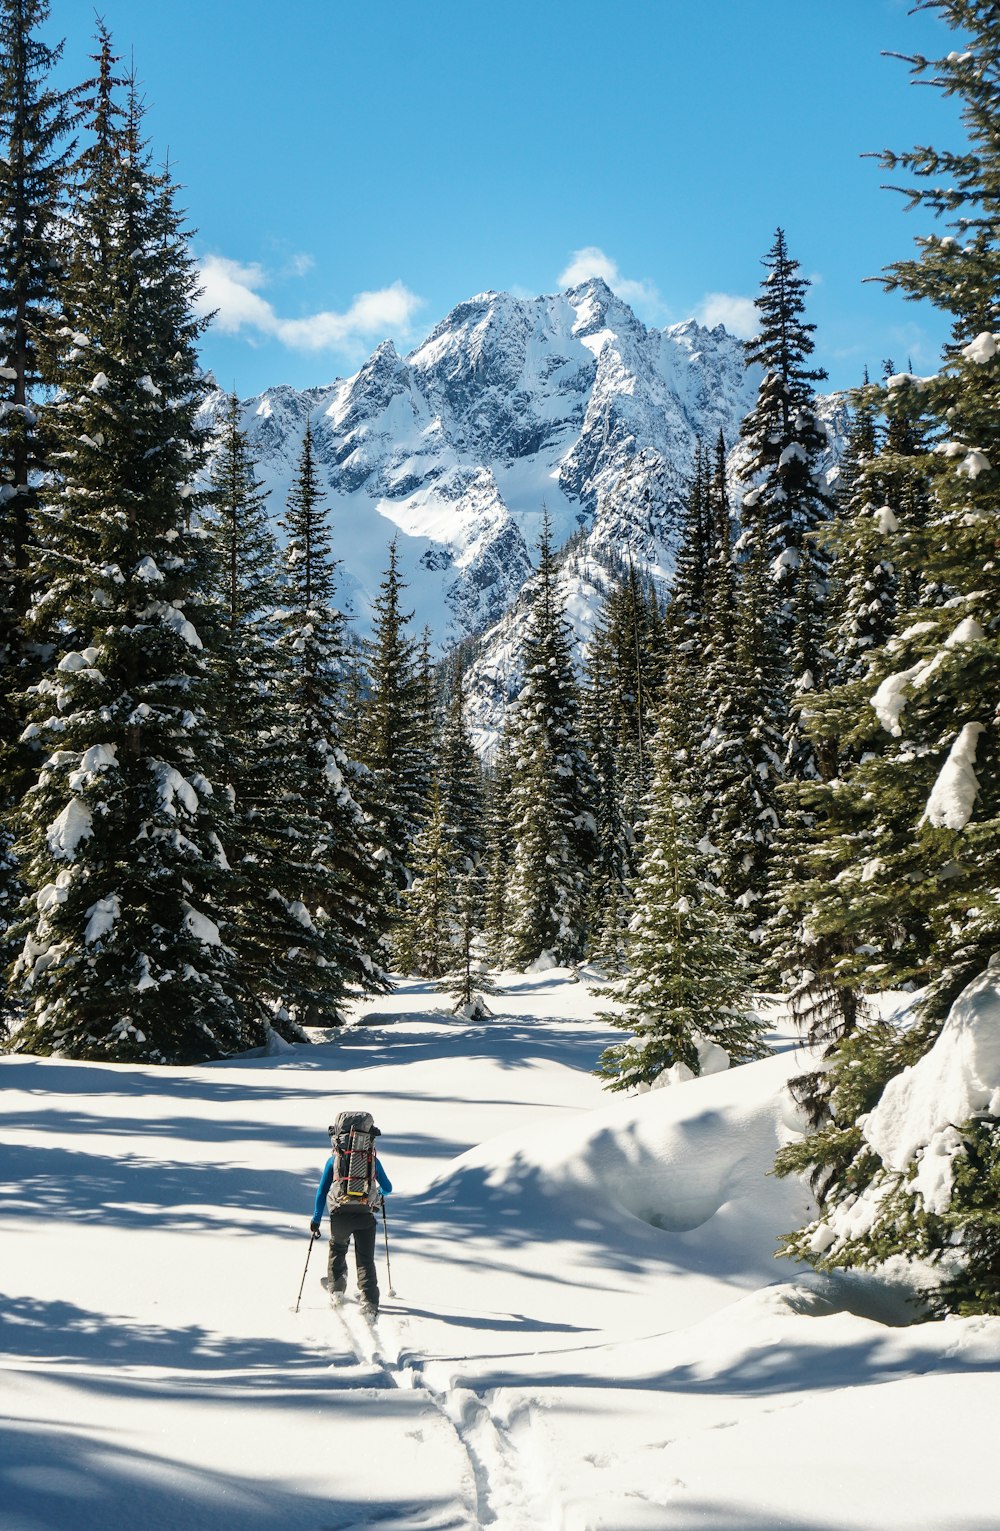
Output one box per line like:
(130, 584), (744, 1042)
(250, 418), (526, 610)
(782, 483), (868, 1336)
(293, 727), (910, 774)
(3, 972), (998, 1530)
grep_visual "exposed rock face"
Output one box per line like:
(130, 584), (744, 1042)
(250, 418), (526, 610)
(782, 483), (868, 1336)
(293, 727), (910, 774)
(202, 278), (846, 748)
(202, 278), (759, 643)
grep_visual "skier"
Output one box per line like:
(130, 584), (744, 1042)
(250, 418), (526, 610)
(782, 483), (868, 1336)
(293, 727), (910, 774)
(310, 1111), (392, 1315)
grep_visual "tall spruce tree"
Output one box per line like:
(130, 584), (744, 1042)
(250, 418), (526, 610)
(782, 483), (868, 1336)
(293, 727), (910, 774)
(739, 229), (835, 778)
(357, 540), (426, 895)
(249, 422), (389, 1024)
(438, 654), (484, 873)
(481, 736), (514, 968)
(206, 391), (278, 789)
(394, 779), (457, 979)
(776, 3), (1000, 1314)
(582, 561), (659, 970)
(504, 517), (597, 969)
(717, 231), (834, 965)
(9, 78), (248, 1061)
(596, 717), (765, 1092)
(0, 0), (78, 992)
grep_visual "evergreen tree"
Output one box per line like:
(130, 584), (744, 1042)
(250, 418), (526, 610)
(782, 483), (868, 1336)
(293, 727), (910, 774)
(356, 540), (425, 894)
(0, 0), (78, 990)
(504, 517), (598, 969)
(250, 422), (389, 1024)
(439, 867), (497, 1017)
(738, 229), (836, 773)
(739, 229), (834, 617)
(481, 736), (514, 968)
(776, 4), (1000, 1313)
(9, 79), (248, 1061)
(582, 561), (659, 970)
(706, 529), (787, 950)
(206, 391), (278, 785)
(596, 719), (765, 1092)
(394, 780), (455, 978)
(712, 232), (834, 965)
(702, 429), (737, 705)
(438, 653), (484, 872)
(826, 380), (898, 686)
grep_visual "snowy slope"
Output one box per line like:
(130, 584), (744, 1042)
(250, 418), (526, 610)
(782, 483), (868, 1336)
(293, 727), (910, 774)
(200, 280), (759, 652)
(4, 972), (998, 1530)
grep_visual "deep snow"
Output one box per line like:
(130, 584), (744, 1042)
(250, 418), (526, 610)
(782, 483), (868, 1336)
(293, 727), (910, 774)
(2, 971), (998, 1531)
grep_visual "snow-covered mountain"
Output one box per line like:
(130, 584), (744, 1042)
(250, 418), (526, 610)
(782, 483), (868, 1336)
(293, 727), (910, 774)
(203, 278), (760, 652)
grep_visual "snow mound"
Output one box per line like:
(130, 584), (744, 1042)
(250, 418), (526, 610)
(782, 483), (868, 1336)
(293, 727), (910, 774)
(429, 1049), (812, 1262)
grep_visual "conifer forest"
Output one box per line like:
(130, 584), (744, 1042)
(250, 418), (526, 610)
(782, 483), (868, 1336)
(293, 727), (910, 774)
(2, 0), (1000, 1317)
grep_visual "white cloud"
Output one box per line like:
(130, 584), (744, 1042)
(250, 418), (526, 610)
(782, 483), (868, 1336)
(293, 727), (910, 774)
(557, 246), (662, 314)
(695, 292), (758, 339)
(195, 253), (424, 353)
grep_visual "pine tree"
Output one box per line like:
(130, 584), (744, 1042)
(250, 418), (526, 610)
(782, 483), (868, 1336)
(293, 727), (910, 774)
(9, 78), (248, 1062)
(206, 391), (279, 786)
(739, 229), (834, 620)
(582, 561), (659, 970)
(439, 867), (497, 1017)
(504, 517), (597, 969)
(438, 653), (484, 872)
(248, 422), (389, 1025)
(706, 529), (787, 950)
(0, 0), (78, 993)
(776, 4), (1000, 1313)
(702, 430), (736, 707)
(481, 737), (514, 968)
(394, 780), (456, 979)
(739, 229), (836, 776)
(356, 540), (425, 894)
(826, 380), (898, 687)
(715, 232), (834, 965)
(596, 719), (765, 1092)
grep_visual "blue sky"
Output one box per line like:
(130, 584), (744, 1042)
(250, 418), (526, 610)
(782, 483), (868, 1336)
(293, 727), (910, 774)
(51, 0), (963, 398)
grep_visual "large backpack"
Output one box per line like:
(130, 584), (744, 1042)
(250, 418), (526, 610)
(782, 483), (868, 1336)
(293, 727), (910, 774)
(327, 1110), (381, 1213)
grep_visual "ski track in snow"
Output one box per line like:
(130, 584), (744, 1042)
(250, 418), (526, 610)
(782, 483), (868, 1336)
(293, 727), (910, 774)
(317, 1291), (549, 1531)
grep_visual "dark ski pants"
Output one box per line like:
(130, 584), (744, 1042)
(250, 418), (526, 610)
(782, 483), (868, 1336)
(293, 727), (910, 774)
(328, 1206), (379, 1310)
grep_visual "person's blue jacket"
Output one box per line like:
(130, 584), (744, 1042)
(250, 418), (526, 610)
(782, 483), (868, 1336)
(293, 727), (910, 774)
(313, 1155), (391, 1224)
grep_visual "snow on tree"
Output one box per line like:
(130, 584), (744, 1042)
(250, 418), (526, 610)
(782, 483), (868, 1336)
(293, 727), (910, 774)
(8, 77), (248, 1062)
(503, 516), (598, 970)
(777, 2), (1000, 1313)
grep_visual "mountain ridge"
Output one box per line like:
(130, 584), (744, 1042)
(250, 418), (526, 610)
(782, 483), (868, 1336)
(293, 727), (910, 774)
(202, 277), (760, 643)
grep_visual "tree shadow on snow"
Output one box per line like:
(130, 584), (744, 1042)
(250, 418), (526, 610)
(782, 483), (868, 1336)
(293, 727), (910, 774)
(0, 1414), (454, 1531)
(291, 1015), (619, 1077)
(440, 1326), (1000, 1398)
(633, 1501), (997, 1531)
(0, 1292), (354, 1378)
(0, 1138), (311, 1234)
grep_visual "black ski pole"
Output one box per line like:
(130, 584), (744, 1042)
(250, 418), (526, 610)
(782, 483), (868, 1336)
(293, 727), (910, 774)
(295, 1230), (317, 1313)
(381, 1199), (395, 1297)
